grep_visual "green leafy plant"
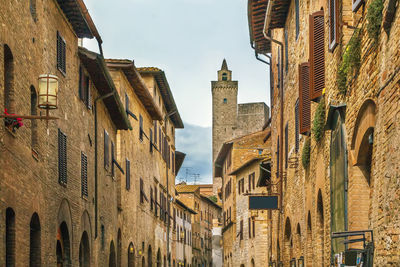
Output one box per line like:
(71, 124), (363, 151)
(209, 195), (218, 203)
(302, 138), (311, 169)
(367, 0), (384, 43)
(312, 97), (326, 143)
(337, 29), (361, 94)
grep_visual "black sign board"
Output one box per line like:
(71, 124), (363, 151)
(249, 196), (279, 210)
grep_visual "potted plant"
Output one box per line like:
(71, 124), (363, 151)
(4, 108), (23, 133)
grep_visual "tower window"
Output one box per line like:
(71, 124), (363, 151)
(222, 73), (227, 81)
(223, 98), (227, 104)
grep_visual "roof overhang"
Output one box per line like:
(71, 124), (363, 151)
(138, 68), (184, 128)
(264, 0), (291, 32)
(78, 48), (131, 130)
(214, 142), (233, 177)
(175, 151), (186, 175)
(228, 157), (264, 176)
(105, 60), (163, 121)
(175, 199), (197, 214)
(248, 0), (271, 53)
(56, 0), (102, 43)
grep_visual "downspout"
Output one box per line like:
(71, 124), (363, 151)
(94, 90), (115, 238)
(263, 20), (285, 263)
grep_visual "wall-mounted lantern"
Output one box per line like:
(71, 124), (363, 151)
(297, 256), (304, 267)
(269, 261), (276, 267)
(290, 258), (297, 267)
(278, 261), (283, 267)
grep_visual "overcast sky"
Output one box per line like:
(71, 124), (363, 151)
(84, 0), (270, 183)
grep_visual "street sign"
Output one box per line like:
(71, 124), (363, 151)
(249, 195), (279, 210)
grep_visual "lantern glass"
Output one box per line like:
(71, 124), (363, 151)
(298, 256), (304, 267)
(290, 258), (297, 267)
(38, 74), (58, 109)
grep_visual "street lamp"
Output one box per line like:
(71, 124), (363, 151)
(277, 261), (283, 267)
(269, 261), (276, 267)
(290, 258), (297, 267)
(298, 256), (304, 267)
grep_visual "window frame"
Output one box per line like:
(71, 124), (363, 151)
(329, 0), (339, 51)
(56, 31), (66, 75)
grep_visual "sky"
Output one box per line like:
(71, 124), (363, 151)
(84, 0), (270, 183)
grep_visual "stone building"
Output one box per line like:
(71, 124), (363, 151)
(248, 0), (400, 265)
(176, 183), (222, 267)
(212, 60), (270, 194)
(214, 128), (271, 267)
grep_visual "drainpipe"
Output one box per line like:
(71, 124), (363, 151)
(263, 23), (285, 263)
(94, 90), (115, 238)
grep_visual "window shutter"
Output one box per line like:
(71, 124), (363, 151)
(295, 0), (300, 38)
(150, 129), (153, 153)
(295, 100), (300, 152)
(111, 141), (115, 177)
(58, 129), (67, 185)
(150, 187), (153, 210)
(126, 159), (130, 190)
(86, 77), (92, 109)
(352, 0), (363, 12)
(285, 28), (289, 73)
(104, 130), (109, 168)
(79, 66), (84, 100)
(253, 219), (255, 237)
(276, 138), (280, 177)
(240, 220), (243, 240)
(248, 217), (251, 238)
(154, 121), (157, 145)
(125, 93), (130, 111)
(329, 0), (339, 51)
(248, 174), (251, 192)
(81, 152), (88, 197)
(277, 49), (281, 89)
(299, 63), (311, 134)
(57, 32), (66, 74)
(154, 186), (158, 216)
(285, 123), (289, 169)
(139, 115), (143, 141)
(172, 151), (175, 174)
(309, 11), (325, 101)
(140, 178), (144, 203)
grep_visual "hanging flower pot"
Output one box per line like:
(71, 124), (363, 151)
(4, 109), (23, 133)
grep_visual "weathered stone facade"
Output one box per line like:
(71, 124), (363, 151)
(248, 0), (400, 265)
(212, 60), (269, 195)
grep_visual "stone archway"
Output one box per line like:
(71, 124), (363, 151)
(306, 211), (312, 267)
(128, 243), (135, 267)
(30, 213), (41, 267)
(79, 231), (90, 267)
(284, 217), (292, 265)
(109, 240), (116, 267)
(316, 190), (324, 266)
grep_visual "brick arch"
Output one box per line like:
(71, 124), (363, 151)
(30, 212), (41, 267)
(296, 223), (302, 258)
(284, 217), (293, 265)
(350, 99), (376, 166)
(4, 44), (15, 114)
(57, 198), (73, 248)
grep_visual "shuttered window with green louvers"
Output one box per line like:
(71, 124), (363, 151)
(309, 11), (325, 101)
(58, 129), (67, 185)
(81, 152), (88, 197)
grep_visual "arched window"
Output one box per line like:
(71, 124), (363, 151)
(128, 243), (135, 267)
(222, 73), (227, 81)
(317, 190), (324, 266)
(4, 45), (14, 115)
(117, 229), (122, 267)
(223, 98), (227, 104)
(57, 221), (71, 267)
(30, 213), (41, 267)
(142, 256), (145, 267)
(79, 231), (90, 267)
(109, 241), (116, 267)
(6, 207), (16, 266)
(156, 248), (161, 267)
(31, 86), (38, 149)
(148, 245), (153, 267)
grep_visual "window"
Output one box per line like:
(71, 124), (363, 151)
(57, 31), (66, 74)
(29, 213), (41, 267)
(6, 208), (16, 266)
(150, 187), (153, 210)
(81, 152), (88, 197)
(4, 44), (14, 115)
(248, 217), (252, 238)
(276, 137), (280, 177)
(154, 121), (158, 145)
(150, 129), (153, 153)
(58, 129), (67, 185)
(140, 178), (148, 203)
(299, 63), (311, 134)
(295, 100), (300, 152)
(295, 0), (300, 39)
(285, 28), (289, 73)
(172, 151), (175, 174)
(285, 123), (289, 169)
(329, 0), (339, 51)
(309, 11), (325, 101)
(126, 159), (130, 190)
(240, 220), (243, 240)
(139, 115), (143, 141)
(30, 0), (37, 21)
(223, 98), (227, 104)
(31, 86), (38, 149)
(79, 66), (91, 109)
(222, 73), (227, 81)
(104, 130), (109, 168)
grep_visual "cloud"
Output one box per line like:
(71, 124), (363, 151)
(175, 123), (212, 184)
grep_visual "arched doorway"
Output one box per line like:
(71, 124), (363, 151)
(117, 229), (122, 267)
(306, 211), (312, 267)
(128, 243), (135, 267)
(330, 109), (348, 255)
(6, 207), (16, 266)
(142, 256), (145, 267)
(156, 248), (161, 267)
(79, 231), (90, 267)
(296, 223), (301, 259)
(251, 258), (255, 267)
(57, 221), (71, 267)
(148, 245), (153, 267)
(109, 240), (116, 267)
(284, 217), (292, 265)
(30, 213), (41, 267)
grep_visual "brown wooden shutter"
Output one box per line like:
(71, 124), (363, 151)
(299, 63), (311, 134)
(248, 217), (251, 238)
(139, 115), (143, 141)
(58, 129), (67, 185)
(309, 11), (325, 101)
(329, 0), (339, 51)
(252, 219), (255, 237)
(240, 220), (243, 240)
(295, 100), (300, 152)
(149, 129), (153, 153)
(81, 152), (88, 197)
(126, 159), (130, 190)
(140, 178), (144, 203)
(104, 130), (109, 168)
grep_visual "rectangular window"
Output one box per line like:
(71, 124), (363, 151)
(139, 115), (143, 141)
(276, 137), (280, 178)
(295, 100), (300, 152)
(154, 121), (158, 145)
(57, 31), (66, 74)
(285, 28), (289, 73)
(299, 63), (311, 134)
(329, 0), (339, 51)
(154, 186), (158, 216)
(81, 152), (88, 197)
(285, 123), (289, 169)
(150, 187), (153, 210)
(295, 0), (300, 38)
(58, 129), (67, 185)
(240, 220), (243, 240)
(309, 11), (325, 101)
(139, 178), (148, 203)
(248, 217), (251, 238)
(104, 130), (109, 168)
(126, 159), (130, 190)
(172, 151), (175, 174)
(248, 174), (251, 192)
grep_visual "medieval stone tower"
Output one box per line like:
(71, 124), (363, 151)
(212, 59), (270, 194)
